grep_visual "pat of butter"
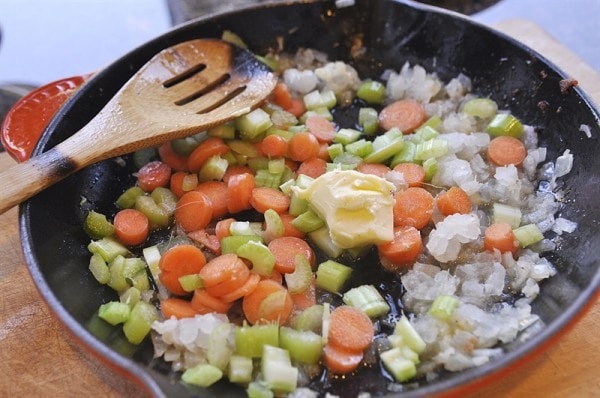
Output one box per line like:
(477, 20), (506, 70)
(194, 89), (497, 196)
(294, 169), (395, 248)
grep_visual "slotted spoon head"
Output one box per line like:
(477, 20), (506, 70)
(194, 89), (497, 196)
(0, 39), (277, 214)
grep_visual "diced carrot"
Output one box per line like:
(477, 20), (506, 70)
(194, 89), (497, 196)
(113, 208), (149, 246)
(199, 253), (250, 297)
(285, 158), (299, 172)
(262, 269), (283, 285)
(327, 305), (374, 353)
(160, 297), (197, 319)
(242, 279), (292, 325)
(222, 165), (255, 185)
(268, 236), (315, 274)
(187, 229), (221, 255)
(290, 276), (316, 311)
(158, 244), (207, 296)
(220, 272), (261, 303)
(393, 162), (426, 188)
(158, 142), (189, 172)
(279, 213), (306, 239)
(378, 99), (427, 134)
(436, 186), (472, 216)
(195, 180), (229, 220)
(287, 132), (320, 162)
(227, 173), (256, 214)
(322, 343), (364, 375)
(484, 222), (519, 255)
(174, 190), (213, 233)
(191, 289), (233, 314)
(356, 162), (391, 178)
(136, 160), (172, 192)
(215, 217), (236, 241)
(377, 225), (423, 269)
(297, 157), (327, 179)
(272, 82), (293, 110)
(393, 187), (435, 229)
(305, 115), (336, 143)
(286, 98), (306, 118)
(250, 187), (291, 214)
(170, 171), (191, 198)
(187, 137), (230, 172)
(317, 141), (331, 161)
(260, 134), (288, 158)
(487, 136), (527, 166)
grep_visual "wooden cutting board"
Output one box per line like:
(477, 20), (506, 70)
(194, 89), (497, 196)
(0, 20), (598, 397)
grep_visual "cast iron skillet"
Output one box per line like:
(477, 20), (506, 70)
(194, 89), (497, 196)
(19, 0), (600, 396)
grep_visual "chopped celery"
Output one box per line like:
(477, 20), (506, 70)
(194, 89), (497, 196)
(418, 115), (443, 131)
(394, 316), (426, 354)
(315, 260), (352, 294)
(179, 274), (203, 292)
(330, 152), (362, 170)
(422, 158), (438, 181)
(357, 80), (386, 104)
(428, 295), (459, 320)
(321, 303), (331, 345)
(327, 142), (345, 161)
(258, 290), (289, 321)
(358, 107), (379, 135)
(279, 326), (323, 364)
(107, 255), (129, 292)
(230, 221), (261, 236)
(411, 125), (439, 144)
(135, 195), (170, 227)
(290, 209), (325, 233)
(129, 270), (150, 292)
(115, 186), (145, 209)
(462, 97), (498, 119)
(279, 178), (296, 196)
(343, 285), (390, 318)
(236, 108), (273, 140)
(288, 191), (310, 216)
(268, 158), (286, 174)
(88, 237), (130, 263)
(364, 129), (405, 164)
(303, 89), (336, 110)
(261, 345), (298, 393)
(120, 286), (141, 308)
(390, 142), (417, 167)
(414, 138), (449, 160)
(262, 209), (284, 243)
(142, 245), (161, 281)
(229, 139), (259, 158)
(151, 186), (178, 214)
(346, 244), (372, 260)
(208, 322), (234, 371)
(98, 301), (131, 325)
(198, 155), (229, 182)
(221, 29), (247, 48)
(235, 323), (279, 358)
(269, 110), (298, 128)
(255, 169), (283, 188)
(292, 304), (324, 333)
(228, 355), (254, 384)
(122, 257), (146, 281)
(307, 226), (344, 259)
(237, 240), (276, 276)
(171, 134), (203, 156)
(247, 381), (274, 398)
(221, 235), (263, 255)
(208, 122), (236, 139)
(295, 174), (315, 189)
(492, 203), (522, 229)
(84, 210), (115, 239)
(122, 300), (159, 345)
(133, 147), (157, 170)
(181, 363), (223, 388)
(334, 128), (362, 145)
(89, 253), (110, 284)
(284, 255), (313, 294)
(345, 139), (374, 158)
(486, 113), (524, 138)
(380, 347), (417, 383)
(181, 173), (199, 192)
(299, 107), (333, 123)
(248, 156), (270, 171)
(514, 223), (544, 247)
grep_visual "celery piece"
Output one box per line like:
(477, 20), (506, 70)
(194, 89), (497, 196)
(411, 125), (439, 144)
(235, 323), (279, 358)
(279, 327), (323, 365)
(198, 155), (229, 182)
(122, 257), (146, 281)
(345, 139), (374, 158)
(327, 142), (345, 161)
(236, 108), (273, 140)
(228, 355), (254, 384)
(208, 123), (236, 139)
(363, 134), (405, 164)
(108, 255), (129, 292)
(291, 209), (325, 233)
(513, 223), (544, 248)
(237, 240), (276, 277)
(419, 115), (443, 131)
(262, 209), (285, 243)
(390, 142), (417, 167)
(151, 187), (178, 215)
(229, 139), (259, 158)
(284, 255), (313, 294)
(230, 221), (261, 236)
(486, 113), (524, 138)
(279, 178), (295, 196)
(89, 253), (110, 284)
(303, 89), (336, 110)
(394, 316), (426, 354)
(315, 260), (352, 294)
(182, 363), (223, 388)
(208, 322), (234, 371)
(492, 203), (522, 229)
(133, 147), (157, 170)
(334, 128), (361, 145)
(307, 225), (344, 259)
(171, 134), (202, 156)
(266, 126), (294, 141)
(261, 345), (298, 393)
(295, 174), (315, 189)
(462, 97), (498, 119)
(269, 109), (298, 128)
(115, 186), (145, 209)
(258, 290), (289, 321)
(357, 80), (386, 104)
(248, 156), (270, 171)
(331, 152), (362, 169)
(247, 381), (274, 398)
(380, 347), (417, 383)
(221, 29), (247, 48)
(428, 295), (460, 320)
(343, 285), (390, 318)
(422, 158), (438, 182)
(129, 270), (150, 292)
(135, 195), (170, 228)
(415, 138), (449, 160)
(268, 158), (286, 174)
(299, 107), (333, 124)
(88, 237), (130, 263)
(98, 301), (131, 325)
(288, 192), (309, 217)
(255, 169), (282, 189)
(388, 335), (420, 363)
(179, 274), (203, 292)
(84, 210), (115, 239)
(221, 235), (263, 254)
(122, 300), (159, 345)
(346, 244), (372, 260)
(142, 245), (161, 281)
(358, 107), (379, 136)
(292, 304), (324, 333)
(120, 286), (141, 308)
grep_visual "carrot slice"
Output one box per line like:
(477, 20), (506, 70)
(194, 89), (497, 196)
(484, 222), (519, 255)
(323, 343), (364, 374)
(174, 190), (213, 233)
(393, 162), (426, 187)
(242, 279), (292, 325)
(199, 253), (250, 297)
(378, 99), (427, 134)
(170, 171), (191, 198)
(160, 297), (197, 319)
(250, 187), (291, 214)
(290, 276), (316, 311)
(286, 98), (307, 118)
(287, 132), (320, 162)
(377, 225), (423, 269)
(436, 186), (472, 216)
(227, 172), (256, 214)
(191, 289), (233, 314)
(220, 272), (261, 303)
(215, 217), (236, 241)
(272, 82), (293, 110)
(222, 165), (255, 185)
(268, 236), (315, 274)
(195, 180), (229, 220)
(260, 134), (288, 158)
(317, 141), (331, 161)
(487, 135), (527, 166)
(256, 289), (294, 325)
(136, 160), (172, 192)
(187, 229), (221, 255)
(327, 305), (374, 353)
(187, 137), (230, 172)
(356, 162), (391, 178)
(305, 115), (336, 143)
(297, 157), (327, 179)
(392, 187), (435, 229)
(113, 208), (149, 246)
(279, 213), (306, 239)
(158, 142), (189, 172)
(158, 244), (207, 296)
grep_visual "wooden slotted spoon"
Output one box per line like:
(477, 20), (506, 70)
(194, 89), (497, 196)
(0, 39), (277, 214)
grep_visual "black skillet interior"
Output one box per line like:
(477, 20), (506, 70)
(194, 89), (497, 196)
(20, 0), (600, 397)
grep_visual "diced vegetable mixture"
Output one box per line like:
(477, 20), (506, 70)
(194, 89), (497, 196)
(84, 33), (576, 396)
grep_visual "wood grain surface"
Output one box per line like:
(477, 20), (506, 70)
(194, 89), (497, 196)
(0, 20), (598, 398)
